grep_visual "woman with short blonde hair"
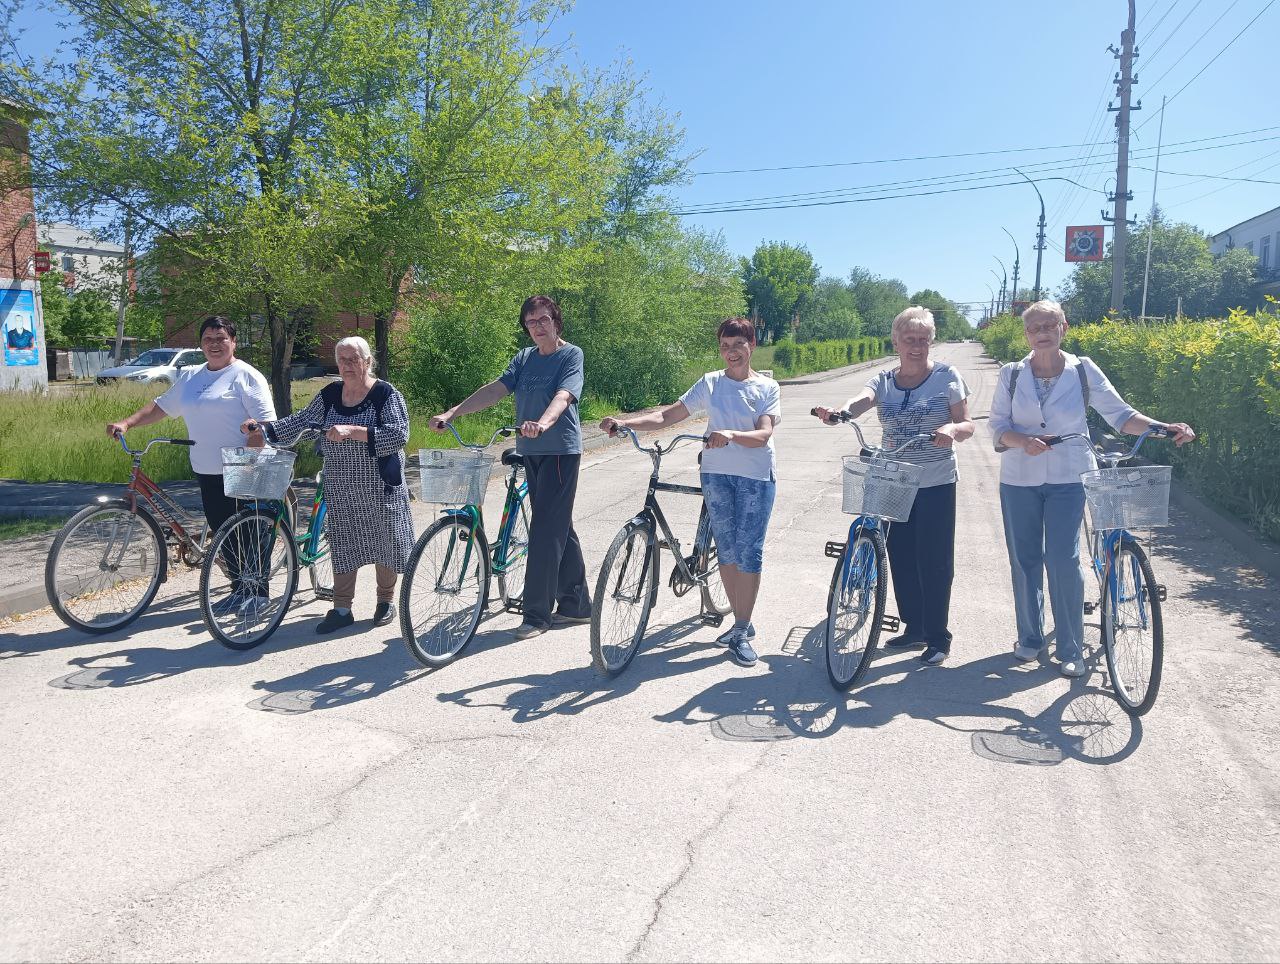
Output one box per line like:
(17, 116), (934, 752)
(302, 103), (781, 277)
(814, 306), (974, 666)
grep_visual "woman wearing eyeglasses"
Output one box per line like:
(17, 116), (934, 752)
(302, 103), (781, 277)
(989, 299), (1195, 678)
(815, 306), (974, 667)
(430, 295), (591, 641)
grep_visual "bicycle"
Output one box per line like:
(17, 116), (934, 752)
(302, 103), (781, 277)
(589, 426), (732, 676)
(398, 423), (531, 667)
(811, 408), (935, 690)
(199, 431), (330, 650)
(1045, 425), (1174, 716)
(45, 433), (204, 633)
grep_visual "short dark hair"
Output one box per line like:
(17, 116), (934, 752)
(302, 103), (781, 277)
(199, 316), (237, 340)
(519, 295), (562, 336)
(717, 317), (756, 345)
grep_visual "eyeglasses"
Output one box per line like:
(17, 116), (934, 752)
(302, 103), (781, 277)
(1024, 323), (1062, 335)
(524, 316), (553, 329)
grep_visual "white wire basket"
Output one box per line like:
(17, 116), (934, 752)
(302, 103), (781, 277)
(417, 448), (496, 505)
(222, 446), (297, 500)
(841, 455), (923, 521)
(1081, 465), (1172, 529)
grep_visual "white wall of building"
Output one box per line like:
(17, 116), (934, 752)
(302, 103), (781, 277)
(38, 222), (127, 301)
(1210, 205), (1280, 275)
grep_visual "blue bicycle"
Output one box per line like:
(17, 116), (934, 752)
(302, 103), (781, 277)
(812, 408), (934, 690)
(1048, 426), (1174, 715)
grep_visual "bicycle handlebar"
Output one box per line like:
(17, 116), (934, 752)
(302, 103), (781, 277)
(113, 432), (196, 457)
(1044, 424), (1171, 463)
(810, 408), (934, 457)
(437, 421), (518, 451)
(613, 424), (709, 457)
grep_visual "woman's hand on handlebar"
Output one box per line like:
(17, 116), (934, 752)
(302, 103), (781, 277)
(932, 424), (959, 448)
(429, 413), (453, 432)
(600, 416), (626, 437)
(812, 406), (842, 425)
(106, 421), (128, 440)
(240, 419), (267, 449)
(1163, 422), (1196, 447)
(705, 430), (734, 449)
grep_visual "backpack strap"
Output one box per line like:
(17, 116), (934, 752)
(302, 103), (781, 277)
(319, 379), (344, 422)
(1008, 357), (1090, 412)
(1007, 360), (1025, 400)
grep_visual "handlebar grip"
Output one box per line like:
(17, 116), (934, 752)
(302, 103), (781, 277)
(1148, 423), (1171, 438)
(499, 427), (516, 438)
(174, 439), (196, 447)
(1042, 435), (1063, 447)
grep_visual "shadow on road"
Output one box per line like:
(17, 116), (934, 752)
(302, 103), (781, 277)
(653, 623), (1142, 765)
(436, 614), (727, 723)
(2, 590), (208, 662)
(246, 636), (425, 714)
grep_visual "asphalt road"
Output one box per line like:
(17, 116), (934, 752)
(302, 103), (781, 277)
(2, 343), (1277, 962)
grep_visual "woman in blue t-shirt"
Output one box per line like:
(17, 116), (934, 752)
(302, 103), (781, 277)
(815, 306), (974, 666)
(601, 317), (781, 669)
(431, 295), (591, 640)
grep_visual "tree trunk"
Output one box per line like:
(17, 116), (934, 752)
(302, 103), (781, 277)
(374, 280), (401, 380)
(267, 303), (294, 417)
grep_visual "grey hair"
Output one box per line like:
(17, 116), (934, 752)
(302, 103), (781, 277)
(1022, 299), (1066, 327)
(334, 335), (374, 374)
(892, 305), (936, 341)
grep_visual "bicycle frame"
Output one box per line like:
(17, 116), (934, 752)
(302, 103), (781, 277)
(111, 435), (205, 570)
(295, 473), (328, 566)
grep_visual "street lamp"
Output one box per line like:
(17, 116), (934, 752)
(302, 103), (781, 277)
(992, 257), (1007, 315)
(983, 282), (996, 322)
(1002, 227), (1021, 313)
(1012, 168), (1047, 300)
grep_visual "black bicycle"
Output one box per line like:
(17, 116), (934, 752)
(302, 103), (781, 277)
(589, 427), (731, 675)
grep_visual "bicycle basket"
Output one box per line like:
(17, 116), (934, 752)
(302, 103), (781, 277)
(222, 446), (297, 500)
(1081, 465), (1172, 529)
(417, 448), (496, 505)
(841, 455), (923, 521)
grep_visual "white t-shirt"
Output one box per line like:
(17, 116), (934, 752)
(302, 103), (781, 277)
(679, 371), (782, 482)
(156, 360), (276, 475)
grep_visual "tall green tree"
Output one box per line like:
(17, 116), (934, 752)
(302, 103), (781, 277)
(742, 242), (818, 343)
(847, 267), (909, 336)
(797, 276), (862, 341)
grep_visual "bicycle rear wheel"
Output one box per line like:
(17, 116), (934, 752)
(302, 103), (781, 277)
(200, 507), (298, 650)
(825, 527), (887, 690)
(496, 486), (530, 610)
(45, 500), (166, 633)
(1101, 537), (1163, 715)
(695, 506), (732, 617)
(590, 520), (658, 675)
(307, 516), (333, 600)
(400, 515), (490, 667)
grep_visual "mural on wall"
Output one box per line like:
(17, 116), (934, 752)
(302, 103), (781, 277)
(2, 287), (40, 367)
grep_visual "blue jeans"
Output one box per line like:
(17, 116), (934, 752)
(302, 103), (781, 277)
(700, 473), (776, 574)
(999, 482), (1086, 662)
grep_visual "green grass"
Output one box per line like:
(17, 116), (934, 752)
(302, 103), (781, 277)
(0, 516), (68, 541)
(0, 379), (620, 484)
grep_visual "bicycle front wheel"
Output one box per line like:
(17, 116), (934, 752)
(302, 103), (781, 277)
(200, 508), (298, 650)
(590, 520), (658, 676)
(496, 486), (530, 610)
(45, 500), (166, 633)
(825, 527), (887, 690)
(399, 515), (490, 667)
(1101, 537), (1163, 715)
(307, 517), (333, 600)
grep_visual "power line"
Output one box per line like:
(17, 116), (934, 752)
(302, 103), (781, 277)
(1141, 0), (1182, 41)
(1140, 0), (1205, 71)
(1169, 157), (1280, 206)
(1136, 0), (1275, 132)
(1136, 0), (1241, 108)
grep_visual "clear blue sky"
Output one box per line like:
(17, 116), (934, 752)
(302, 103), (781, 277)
(550, 0), (1280, 312)
(14, 0), (1279, 314)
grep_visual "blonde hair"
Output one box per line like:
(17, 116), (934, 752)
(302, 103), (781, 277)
(1022, 300), (1066, 327)
(892, 305), (936, 341)
(334, 335), (374, 374)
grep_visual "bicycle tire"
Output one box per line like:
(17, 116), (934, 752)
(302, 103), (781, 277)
(695, 507), (732, 617)
(45, 500), (167, 634)
(200, 507), (298, 650)
(825, 527), (887, 690)
(590, 520), (658, 676)
(1101, 537), (1164, 715)
(496, 485), (530, 610)
(399, 515), (490, 667)
(307, 515), (333, 600)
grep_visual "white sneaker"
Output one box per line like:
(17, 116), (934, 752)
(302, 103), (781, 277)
(1013, 642), (1041, 662)
(1059, 659), (1086, 678)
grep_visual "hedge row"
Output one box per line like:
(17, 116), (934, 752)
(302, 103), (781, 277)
(770, 336), (892, 377)
(981, 309), (1280, 541)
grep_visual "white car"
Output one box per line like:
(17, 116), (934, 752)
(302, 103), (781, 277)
(95, 347), (206, 386)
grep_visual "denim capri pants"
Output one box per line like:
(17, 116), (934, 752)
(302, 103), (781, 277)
(700, 472), (776, 574)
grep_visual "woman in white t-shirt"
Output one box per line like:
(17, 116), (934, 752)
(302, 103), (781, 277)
(106, 316), (276, 536)
(815, 306), (974, 667)
(601, 317), (781, 668)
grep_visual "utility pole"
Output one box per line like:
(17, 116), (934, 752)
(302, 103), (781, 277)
(1105, 0), (1140, 316)
(1003, 227), (1021, 312)
(113, 219), (132, 365)
(1013, 169), (1047, 300)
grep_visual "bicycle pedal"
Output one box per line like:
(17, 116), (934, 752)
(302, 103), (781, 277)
(879, 613), (901, 632)
(699, 612), (725, 627)
(504, 600), (524, 615)
(1083, 601), (1097, 614)
(1153, 584), (1168, 601)
(824, 540), (846, 559)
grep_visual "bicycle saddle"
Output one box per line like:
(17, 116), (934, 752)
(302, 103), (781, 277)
(501, 447), (524, 467)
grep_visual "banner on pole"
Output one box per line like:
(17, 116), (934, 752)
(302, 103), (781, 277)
(1065, 225), (1105, 262)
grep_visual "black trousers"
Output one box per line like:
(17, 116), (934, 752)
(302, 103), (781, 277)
(522, 453), (591, 628)
(885, 481), (956, 652)
(195, 472), (241, 534)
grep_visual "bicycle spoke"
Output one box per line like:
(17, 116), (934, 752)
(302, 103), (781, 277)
(403, 520), (485, 664)
(47, 507), (163, 632)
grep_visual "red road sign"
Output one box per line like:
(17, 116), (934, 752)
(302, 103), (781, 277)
(1065, 225), (1105, 262)
(34, 251), (51, 274)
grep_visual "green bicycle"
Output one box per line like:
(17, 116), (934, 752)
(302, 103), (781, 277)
(199, 430), (332, 650)
(399, 423), (529, 667)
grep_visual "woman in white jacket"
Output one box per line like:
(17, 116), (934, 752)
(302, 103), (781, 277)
(989, 300), (1194, 678)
